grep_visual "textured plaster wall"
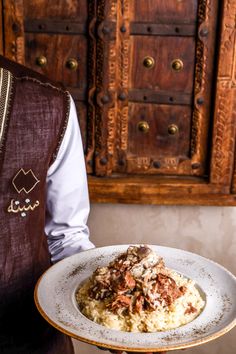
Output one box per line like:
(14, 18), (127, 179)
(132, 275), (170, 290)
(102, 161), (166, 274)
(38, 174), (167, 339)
(73, 204), (236, 354)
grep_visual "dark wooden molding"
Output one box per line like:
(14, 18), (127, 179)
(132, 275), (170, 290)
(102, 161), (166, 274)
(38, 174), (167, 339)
(130, 23), (196, 37)
(24, 19), (87, 35)
(128, 89), (192, 105)
(88, 176), (235, 206)
(85, 0), (97, 173)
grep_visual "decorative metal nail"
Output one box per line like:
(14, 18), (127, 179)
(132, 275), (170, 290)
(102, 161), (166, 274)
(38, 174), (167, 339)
(168, 124), (179, 135)
(153, 161), (161, 169)
(101, 95), (110, 104)
(200, 28), (208, 37)
(120, 25), (127, 33)
(66, 58), (78, 71)
(171, 59), (184, 72)
(118, 92), (127, 101)
(35, 55), (47, 67)
(21, 212), (26, 217)
(197, 97), (204, 105)
(102, 26), (110, 35)
(100, 157), (108, 165)
(143, 56), (155, 69)
(137, 121), (150, 133)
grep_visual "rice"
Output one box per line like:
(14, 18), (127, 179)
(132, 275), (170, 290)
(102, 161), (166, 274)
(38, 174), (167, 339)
(76, 246), (205, 332)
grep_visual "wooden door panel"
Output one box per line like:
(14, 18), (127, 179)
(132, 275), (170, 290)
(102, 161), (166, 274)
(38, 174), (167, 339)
(21, 0), (90, 157)
(94, 0), (218, 179)
(130, 0), (198, 23)
(127, 103), (191, 158)
(23, 0), (88, 20)
(130, 36), (196, 93)
(25, 33), (87, 89)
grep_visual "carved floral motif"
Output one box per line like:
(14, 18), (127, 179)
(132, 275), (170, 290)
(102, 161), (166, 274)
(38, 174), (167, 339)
(3, 0), (25, 63)
(211, 0), (236, 186)
(191, 0), (211, 169)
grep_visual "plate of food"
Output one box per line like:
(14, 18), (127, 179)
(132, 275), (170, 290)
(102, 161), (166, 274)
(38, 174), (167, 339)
(34, 245), (236, 352)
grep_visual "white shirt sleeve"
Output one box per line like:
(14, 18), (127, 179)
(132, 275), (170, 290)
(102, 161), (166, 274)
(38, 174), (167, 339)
(45, 95), (95, 263)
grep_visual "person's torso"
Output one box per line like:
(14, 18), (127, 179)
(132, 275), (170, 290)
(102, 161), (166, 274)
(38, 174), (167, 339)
(0, 56), (73, 354)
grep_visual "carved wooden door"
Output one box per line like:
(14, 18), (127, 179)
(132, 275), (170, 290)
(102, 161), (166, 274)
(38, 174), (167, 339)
(2, 0), (236, 205)
(2, 0), (90, 164)
(93, 0), (218, 177)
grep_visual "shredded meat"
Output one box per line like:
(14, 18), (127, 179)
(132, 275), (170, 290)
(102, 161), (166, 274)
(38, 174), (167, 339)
(112, 271), (136, 293)
(134, 294), (145, 313)
(88, 245), (187, 315)
(110, 294), (132, 311)
(184, 302), (197, 315)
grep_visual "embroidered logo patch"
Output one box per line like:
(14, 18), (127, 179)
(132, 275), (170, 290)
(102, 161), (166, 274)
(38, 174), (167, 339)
(7, 168), (40, 217)
(7, 198), (40, 217)
(12, 168), (40, 194)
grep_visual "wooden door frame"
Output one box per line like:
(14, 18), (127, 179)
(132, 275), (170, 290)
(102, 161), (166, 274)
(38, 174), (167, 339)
(2, 0), (236, 205)
(88, 0), (236, 206)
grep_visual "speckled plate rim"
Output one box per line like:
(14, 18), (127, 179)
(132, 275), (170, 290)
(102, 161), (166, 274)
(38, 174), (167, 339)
(34, 245), (236, 352)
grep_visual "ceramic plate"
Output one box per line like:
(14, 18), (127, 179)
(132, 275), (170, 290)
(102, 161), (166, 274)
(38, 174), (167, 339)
(34, 245), (236, 352)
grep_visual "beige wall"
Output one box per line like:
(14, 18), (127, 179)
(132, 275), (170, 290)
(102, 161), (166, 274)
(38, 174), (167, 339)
(73, 204), (236, 354)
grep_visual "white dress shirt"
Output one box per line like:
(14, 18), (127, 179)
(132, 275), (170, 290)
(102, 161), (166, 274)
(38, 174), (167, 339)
(45, 95), (94, 263)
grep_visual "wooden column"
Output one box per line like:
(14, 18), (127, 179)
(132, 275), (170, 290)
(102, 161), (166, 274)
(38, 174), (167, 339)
(2, 0), (24, 62)
(210, 0), (236, 189)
